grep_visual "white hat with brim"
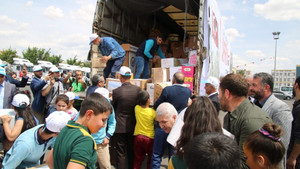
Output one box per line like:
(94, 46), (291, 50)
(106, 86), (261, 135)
(45, 111), (71, 133)
(202, 76), (220, 89)
(0, 67), (6, 76)
(33, 65), (43, 72)
(118, 66), (131, 76)
(11, 94), (30, 108)
(65, 92), (79, 101)
(50, 66), (59, 73)
(95, 88), (109, 99)
(89, 33), (98, 45)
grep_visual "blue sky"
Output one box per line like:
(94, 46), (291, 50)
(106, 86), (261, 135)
(0, 0), (299, 74)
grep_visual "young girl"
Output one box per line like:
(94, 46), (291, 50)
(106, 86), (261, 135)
(55, 94), (69, 112)
(64, 92), (79, 121)
(243, 122), (285, 169)
(133, 90), (156, 169)
(1, 91), (37, 152)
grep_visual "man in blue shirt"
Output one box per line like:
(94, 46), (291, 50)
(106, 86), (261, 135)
(86, 74), (105, 97)
(2, 111), (70, 169)
(135, 34), (166, 79)
(90, 34), (126, 79)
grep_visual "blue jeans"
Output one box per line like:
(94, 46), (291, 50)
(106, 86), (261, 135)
(104, 55), (125, 79)
(150, 127), (173, 169)
(134, 56), (150, 79)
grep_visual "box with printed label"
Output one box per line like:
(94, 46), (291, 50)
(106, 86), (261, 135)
(181, 66), (195, 92)
(152, 68), (170, 83)
(154, 82), (172, 103)
(147, 83), (155, 105)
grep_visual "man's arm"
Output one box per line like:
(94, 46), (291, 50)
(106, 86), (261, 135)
(157, 47), (166, 59)
(287, 143), (300, 169)
(46, 148), (54, 169)
(63, 72), (72, 84)
(42, 78), (55, 96)
(144, 40), (154, 59)
(67, 162), (86, 169)
(105, 108), (116, 141)
(2, 141), (30, 168)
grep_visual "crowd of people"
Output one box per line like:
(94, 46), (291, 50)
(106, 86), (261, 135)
(0, 34), (298, 169)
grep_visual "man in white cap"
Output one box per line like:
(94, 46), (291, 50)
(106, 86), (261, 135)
(0, 67), (16, 109)
(111, 66), (140, 169)
(2, 111), (70, 168)
(30, 65), (51, 122)
(42, 66), (64, 116)
(203, 76), (220, 112)
(89, 33), (126, 79)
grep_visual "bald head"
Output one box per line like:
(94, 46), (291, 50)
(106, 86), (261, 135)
(173, 72), (185, 84)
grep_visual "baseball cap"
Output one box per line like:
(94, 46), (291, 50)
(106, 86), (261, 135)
(118, 66), (131, 76)
(95, 88), (109, 99)
(89, 33), (98, 45)
(33, 65), (43, 72)
(202, 76), (220, 89)
(50, 66), (59, 73)
(0, 67), (6, 76)
(11, 94), (30, 108)
(65, 92), (79, 101)
(45, 111), (71, 133)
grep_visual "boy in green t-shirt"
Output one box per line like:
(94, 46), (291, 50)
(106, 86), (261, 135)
(46, 93), (112, 169)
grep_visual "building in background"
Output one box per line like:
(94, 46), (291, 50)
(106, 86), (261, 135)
(296, 65), (300, 78)
(272, 69), (296, 90)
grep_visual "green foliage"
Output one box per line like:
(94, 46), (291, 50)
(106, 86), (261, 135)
(66, 56), (87, 66)
(22, 47), (51, 64)
(48, 54), (63, 66)
(0, 48), (20, 64)
(66, 56), (78, 65)
(82, 62), (91, 67)
(236, 69), (246, 77)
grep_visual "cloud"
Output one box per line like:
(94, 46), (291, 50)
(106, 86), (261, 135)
(225, 28), (245, 42)
(26, 1), (33, 7)
(0, 15), (17, 25)
(43, 6), (64, 19)
(254, 0), (300, 21)
(70, 2), (94, 24)
(245, 50), (266, 58)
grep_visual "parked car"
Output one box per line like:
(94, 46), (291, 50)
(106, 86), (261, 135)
(273, 91), (293, 100)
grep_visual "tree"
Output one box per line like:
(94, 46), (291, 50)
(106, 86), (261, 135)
(66, 56), (78, 65)
(48, 54), (63, 66)
(0, 48), (20, 64)
(82, 62), (91, 67)
(22, 47), (51, 64)
(236, 69), (246, 77)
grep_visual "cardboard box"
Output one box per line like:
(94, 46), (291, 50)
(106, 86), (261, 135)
(188, 36), (198, 50)
(154, 82), (172, 103)
(131, 79), (149, 90)
(152, 68), (170, 83)
(147, 83), (155, 105)
(92, 57), (106, 68)
(161, 58), (188, 68)
(169, 67), (182, 81)
(106, 78), (122, 93)
(182, 66), (195, 92)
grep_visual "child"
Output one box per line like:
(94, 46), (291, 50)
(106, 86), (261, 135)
(55, 94), (69, 112)
(243, 122), (285, 169)
(133, 90), (156, 169)
(1, 91), (37, 152)
(46, 93), (112, 169)
(65, 92), (79, 121)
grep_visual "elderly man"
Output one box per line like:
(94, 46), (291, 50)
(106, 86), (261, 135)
(250, 72), (293, 168)
(152, 71), (191, 169)
(220, 73), (271, 169)
(0, 67), (16, 109)
(2, 111), (70, 168)
(203, 76), (220, 112)
(86, 74), (105, 96)
(287, 76), (300, 169)
(155, 102), (177, 134)
(90, 34), (126, 79)
(42, 66), (64, 115)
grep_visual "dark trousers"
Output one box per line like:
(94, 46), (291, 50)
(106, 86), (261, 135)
(111, 133), (134, 169)
(150, 127), (173, 169)
(134, 135), (154, 169)
(104, 55), (125, 79)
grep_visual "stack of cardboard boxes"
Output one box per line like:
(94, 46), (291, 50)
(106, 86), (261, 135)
(105, 35), (198, 106)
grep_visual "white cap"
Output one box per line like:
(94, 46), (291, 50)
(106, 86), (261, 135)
(50, 66), (59, 73)
(0, 67), (6, 76)
(89, 33), (98, 45)
(45, 111), (71, 133)
(95, 88), (109, 99)
(65, 92), (79, 101)
(11, 94), (30, 108)
(118, 66), (131, 76)
(33, 65), (43, 72)
(202, 76), (220, 89)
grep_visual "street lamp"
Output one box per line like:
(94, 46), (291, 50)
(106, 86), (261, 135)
(272, 31), (280, 89)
